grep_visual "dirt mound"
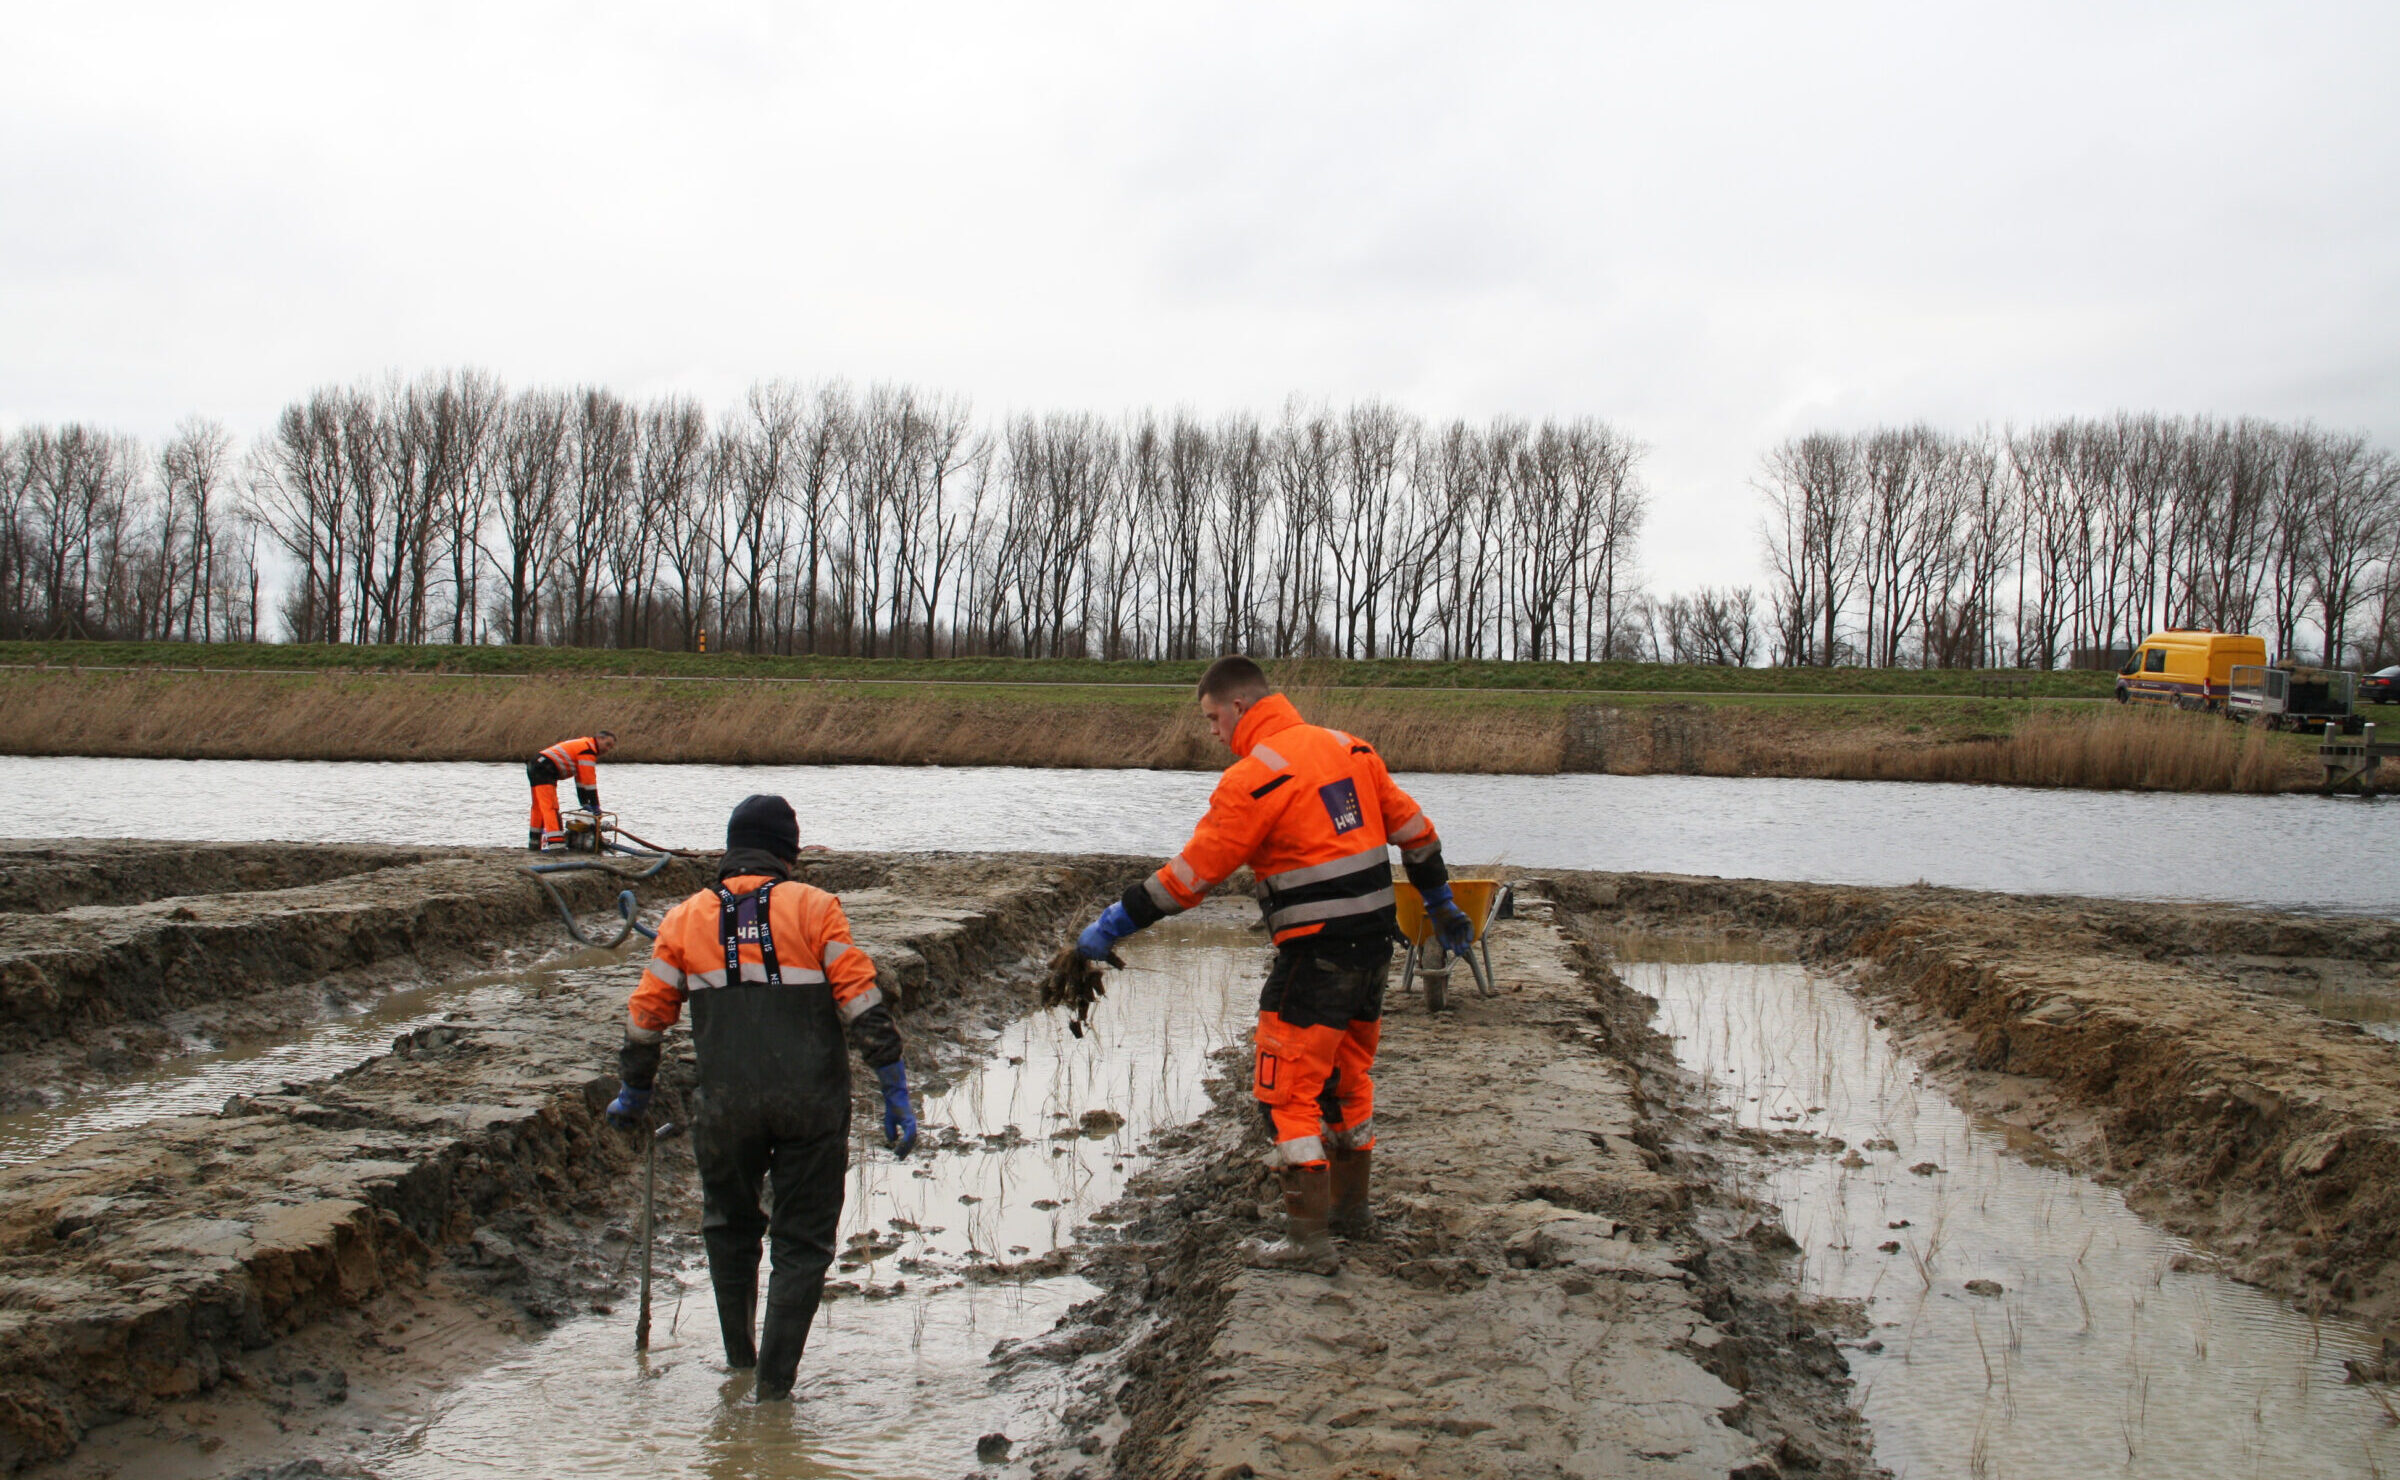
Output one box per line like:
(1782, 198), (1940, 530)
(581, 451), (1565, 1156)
(0, 841), (426, 915)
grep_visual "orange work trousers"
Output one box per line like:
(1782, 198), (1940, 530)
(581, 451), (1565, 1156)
(529, 783), (564, 841)
(1251, 944), (1389, 1169)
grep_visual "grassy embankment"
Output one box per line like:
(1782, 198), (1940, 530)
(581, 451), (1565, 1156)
(0, 640), (2354, 791)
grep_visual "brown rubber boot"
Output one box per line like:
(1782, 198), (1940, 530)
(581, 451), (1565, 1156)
(1240, 1166), (1341, 1274)
(1329, 1146), (1373, 1239)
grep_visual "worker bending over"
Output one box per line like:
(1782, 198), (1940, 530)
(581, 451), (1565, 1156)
(526, 731), (616, 850)
(606, 795), (918, 1401)
(1071, 656), (1473, 1272)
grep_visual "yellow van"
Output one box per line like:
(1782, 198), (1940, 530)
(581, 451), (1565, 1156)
(2114, 630), (2267, 711)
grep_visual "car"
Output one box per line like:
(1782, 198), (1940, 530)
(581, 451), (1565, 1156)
(2362, 665), (2400, 705)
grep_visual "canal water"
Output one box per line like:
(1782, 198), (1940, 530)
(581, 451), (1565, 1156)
(1618, 936), (2400, 1479)
(1, 756), (2394, 912)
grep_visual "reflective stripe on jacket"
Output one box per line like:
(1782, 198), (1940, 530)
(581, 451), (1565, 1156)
(537, 736), (604, 788)
(1127, 693), (1443, 945)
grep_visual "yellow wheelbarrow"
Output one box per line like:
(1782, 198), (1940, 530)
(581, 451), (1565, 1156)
(1393, 877), (1507, 1013)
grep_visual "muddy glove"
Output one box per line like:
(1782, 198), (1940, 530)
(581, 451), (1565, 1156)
(1421, 883), (1475, 955)
(1043, 945), (1113, 1039)
(1076, 902), (1135, 964)
(606, 1083), (651, 1129)
(876, 1061), (918, 1158)
(577, 785), (600, 813)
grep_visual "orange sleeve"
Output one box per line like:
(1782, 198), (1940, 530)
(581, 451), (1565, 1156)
(1365, 745), (1441, 861)
(1143, 768), (1279, 915)
(573, 739), (599, 787)
(626, 894), (699, 1038)
(782, 887), (882, 1020)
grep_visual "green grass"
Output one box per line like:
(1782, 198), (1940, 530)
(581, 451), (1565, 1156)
(0, 640), (2120, 699)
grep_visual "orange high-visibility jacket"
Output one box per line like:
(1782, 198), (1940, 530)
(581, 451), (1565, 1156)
(626, 873), (901, 1128)
(1121, 693), (1447, 945)
(538, 736), (606, 788)
(628, 875), (885, 1042)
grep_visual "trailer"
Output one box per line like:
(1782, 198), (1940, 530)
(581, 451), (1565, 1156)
(2228, 664), (2360, 732)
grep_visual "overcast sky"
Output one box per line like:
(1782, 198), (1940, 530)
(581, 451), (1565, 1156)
(3, 2), (2394, 589)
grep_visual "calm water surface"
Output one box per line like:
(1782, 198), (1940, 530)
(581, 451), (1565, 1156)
(0, 756), (2392, 911)
(1627, 946), (2398, 1479)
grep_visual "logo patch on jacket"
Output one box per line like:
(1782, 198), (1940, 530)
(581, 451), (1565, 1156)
(1317, 778), (1365, 834)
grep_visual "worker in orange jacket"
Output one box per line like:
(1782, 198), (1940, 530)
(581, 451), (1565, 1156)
(526, 731), (616, 850)
(604, 794), (917, 1401)
(1069, 655), (1473, 1272)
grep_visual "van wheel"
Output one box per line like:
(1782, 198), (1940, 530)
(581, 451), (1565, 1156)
(2113, 685), (2129, 704)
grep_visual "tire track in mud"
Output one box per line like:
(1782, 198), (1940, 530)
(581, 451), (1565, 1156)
(998, 888), (1878, 1480)
(0, 849), (1151, 1474)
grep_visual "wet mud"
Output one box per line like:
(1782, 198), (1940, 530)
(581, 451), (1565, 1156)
(0, 844), (723, 1111)
(1000, 888), (1878, 1480)
(0, 840), (1150, 1474)
(9, 843), (2398, 1478)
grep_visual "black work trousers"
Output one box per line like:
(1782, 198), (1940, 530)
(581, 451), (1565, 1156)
(694, 1114), (848, 1318)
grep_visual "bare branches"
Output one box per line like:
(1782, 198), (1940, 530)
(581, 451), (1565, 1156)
(1757, 415), (2400, 670)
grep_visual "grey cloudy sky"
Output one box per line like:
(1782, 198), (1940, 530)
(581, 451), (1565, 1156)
(3, 2), (2394, 588)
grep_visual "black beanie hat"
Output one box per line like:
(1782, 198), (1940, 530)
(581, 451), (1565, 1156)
(726, 794), (800, 860)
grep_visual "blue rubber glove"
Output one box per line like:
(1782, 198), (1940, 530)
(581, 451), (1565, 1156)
(1077, 902), (1136, 963)
(876, 1061), (918, 1158)
(1422, 883), (1475, 955)
(606, 1083), (651, 1129)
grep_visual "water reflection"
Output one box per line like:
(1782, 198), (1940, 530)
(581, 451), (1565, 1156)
(1632, 958), (2398, 1479)
(1, 755), (2393, 911)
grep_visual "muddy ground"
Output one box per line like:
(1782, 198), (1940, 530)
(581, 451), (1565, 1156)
(2, 843), (2396, 1478)
(0, 841), (1151, 1475)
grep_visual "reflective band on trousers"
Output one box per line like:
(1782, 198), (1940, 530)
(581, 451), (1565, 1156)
(1278, 1135), (1328, 1166)
(1328, 1115), (1374, 1150)
(1266, 887), (1397, 933)
(1259, 847), (1389, 892)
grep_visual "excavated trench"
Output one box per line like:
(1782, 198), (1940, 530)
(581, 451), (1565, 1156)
(7, 845), (2400, 1479)
(0, 841), (1152, 1477)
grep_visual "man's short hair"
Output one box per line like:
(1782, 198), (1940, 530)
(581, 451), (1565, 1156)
(1196, 655), (1273, 704)
(596, 729), (618, 741)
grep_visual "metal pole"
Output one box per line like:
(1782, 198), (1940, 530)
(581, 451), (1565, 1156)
(635, 1125), (657, 1351)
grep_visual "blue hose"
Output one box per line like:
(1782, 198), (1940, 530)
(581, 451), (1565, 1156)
(525, 851), (673, 947)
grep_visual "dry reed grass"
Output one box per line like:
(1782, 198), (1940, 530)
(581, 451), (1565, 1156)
(0, 670), (2340, 790)
(0, 671), (1564, 774)
(1809, 705), (2300, 793)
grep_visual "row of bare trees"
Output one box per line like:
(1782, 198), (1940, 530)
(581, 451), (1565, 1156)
(0, 421), (263, 642)
(15, 379), (2396, 672)
(6, 372), (1651, 660)
(1761, 416), (2400, 669)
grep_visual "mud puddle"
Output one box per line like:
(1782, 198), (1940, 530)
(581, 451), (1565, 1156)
(0, 943), (624, 1165)
(369, 904), (1260, 1479)
(2289, 986), (2400, 1044)
(1619, 937), (2400, 1478)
